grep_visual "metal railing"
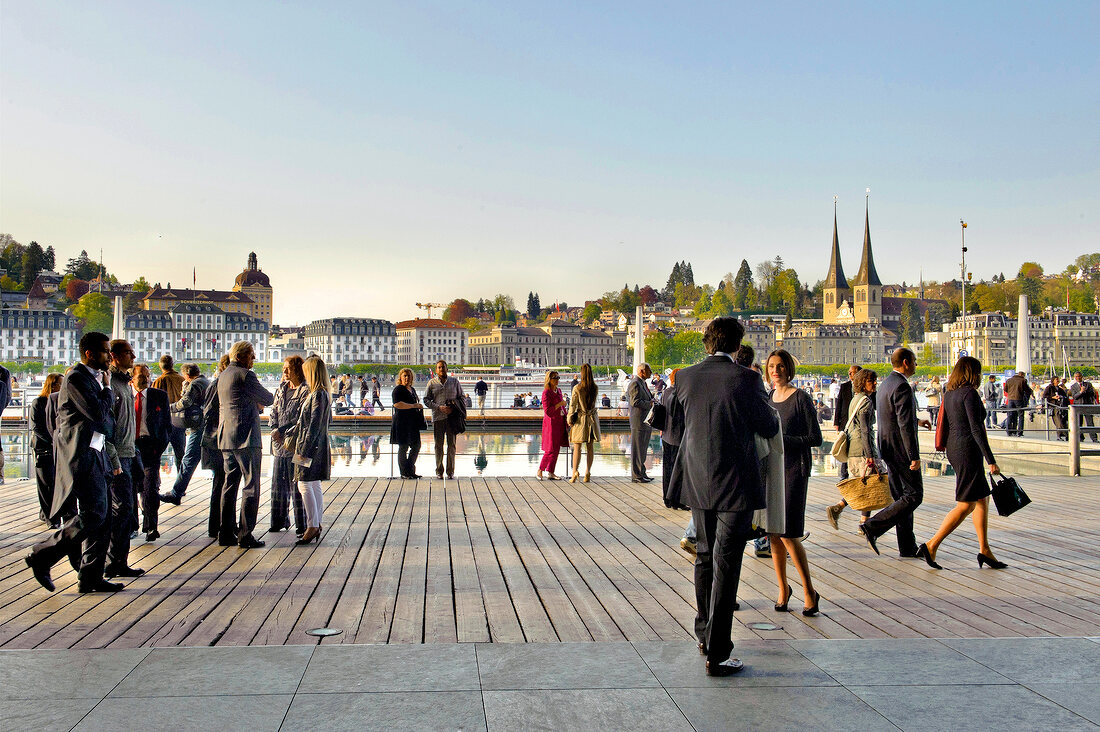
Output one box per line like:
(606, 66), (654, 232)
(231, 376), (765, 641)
(1069, 404), (1100, 475)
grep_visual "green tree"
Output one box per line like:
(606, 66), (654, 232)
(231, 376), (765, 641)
(71, 292), (113, 333)
(899, 300), (922, 342)
(66, 250), (100, 280)
(644, 332), (672, 368)
(692, 288), (713, 318)
(526, 291), (541, 319)
(672, 331), (704, 364)
(924, 303), (948, 332)
(921, 343), (940, 365)
(733, 259), (754, 309)
(132, 276), (152, 294)
(708, 289), (735, 317)
(0, 274), (23, 291)
(43, 245), (55, 271)
(22, 241), (45, 286)
(582, 302), (602, 322)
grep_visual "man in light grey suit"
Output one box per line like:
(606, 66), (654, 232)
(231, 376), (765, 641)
(216, 342), (274, 548)
(627, 362), (654, 483)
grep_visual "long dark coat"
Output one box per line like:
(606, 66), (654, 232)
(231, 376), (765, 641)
(285, 389), (332, 482)
(51, 364), (115, 520)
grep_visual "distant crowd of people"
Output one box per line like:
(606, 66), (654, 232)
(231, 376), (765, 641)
(22, 333), (334, 595)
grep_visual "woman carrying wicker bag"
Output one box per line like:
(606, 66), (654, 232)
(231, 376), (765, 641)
(827, 368), (879, 530)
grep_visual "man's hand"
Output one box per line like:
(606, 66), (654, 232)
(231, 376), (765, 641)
(100, 371), (110, 387)
(113, 468), (122, 476)
(918, 418), (932, 430)
(989, 463), (1000, 474)
(909, 459), (921, 471)
(440, 405), (452, 415)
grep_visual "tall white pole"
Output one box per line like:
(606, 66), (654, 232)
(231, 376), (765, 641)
(1015, 294), (1031, 376)
(632, 305), (645, 374)
(111, 296), (125, 340)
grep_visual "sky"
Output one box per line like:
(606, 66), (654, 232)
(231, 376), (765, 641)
(1, 1), (1097, 324)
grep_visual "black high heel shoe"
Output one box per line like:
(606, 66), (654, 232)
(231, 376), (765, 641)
(802, 590), (821, 617)
(915, 543), (942, 570)
(774, 583), (793, 612)
(977, 553), (1007, 569)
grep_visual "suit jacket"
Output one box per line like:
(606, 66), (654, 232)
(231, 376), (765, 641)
(200, 374), (223, 468)
(626, 375), (654, 429)
(153, 370), (185, 428)
(876, 370), (920, 466)
(215, 364), (274, 450)
(45, 391), (60, 434)
(1004, 374), (1033, 402)
(29, 395), (54, 453)
(668, 355), (779, 512)
(833, 380), (854, 430)
(51, 363), (115, 519)
(135, 387), (171, 454)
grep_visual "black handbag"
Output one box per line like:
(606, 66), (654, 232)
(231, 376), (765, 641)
(643, 402), (666, 431)
(990, 473), (1031, 516)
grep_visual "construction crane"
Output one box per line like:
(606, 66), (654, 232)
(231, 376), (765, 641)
(415, 302), (445, 318)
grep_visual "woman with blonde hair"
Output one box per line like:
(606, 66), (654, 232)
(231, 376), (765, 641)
(391, 367), (425, 479)
(537, 371), (567, 480)
(567, 364), (601, 482)
(917, 356), (1004, 569)
(29, 373), (63, 526)
(285, 356), (332, 545)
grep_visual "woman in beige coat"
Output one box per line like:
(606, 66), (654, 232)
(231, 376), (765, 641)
(567, 363), (601, 482)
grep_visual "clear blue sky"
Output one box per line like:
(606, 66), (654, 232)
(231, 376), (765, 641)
(2, 1), (1097, 323)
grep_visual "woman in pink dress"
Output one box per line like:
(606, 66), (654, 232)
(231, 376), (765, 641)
(537, 371), (567, 480)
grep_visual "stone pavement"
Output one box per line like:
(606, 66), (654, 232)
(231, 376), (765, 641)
(2, 637), (1099, 731)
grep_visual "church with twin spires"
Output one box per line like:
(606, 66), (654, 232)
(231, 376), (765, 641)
(822, 198), (882, 326)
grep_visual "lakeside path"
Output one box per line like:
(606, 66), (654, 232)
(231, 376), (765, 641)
(2, 476), (1100, 730)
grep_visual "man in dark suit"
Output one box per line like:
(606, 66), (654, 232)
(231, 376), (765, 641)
(832, 364), (860, 479)
(216, 342), (274, 548)
(131, 364), (171, 542)
(202, 355), (232, 539)
(626, 363), (655, 483)
(860, 347), (930, 558)
(669, 317), (779, 676)
(25, 332), (122, 593)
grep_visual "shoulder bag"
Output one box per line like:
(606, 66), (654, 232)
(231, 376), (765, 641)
(990, 473), (1031, 516)
(934, 400), (947, 451)
(830, 396), (861, 461)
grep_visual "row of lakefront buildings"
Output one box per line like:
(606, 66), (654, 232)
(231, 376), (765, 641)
(7, 294), (1100, 370)
(6, 251), (1100, 369)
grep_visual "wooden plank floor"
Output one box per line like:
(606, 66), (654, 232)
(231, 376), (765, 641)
(0, 474), (1097, 649)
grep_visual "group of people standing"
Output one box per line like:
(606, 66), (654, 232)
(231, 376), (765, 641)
(23, 333), (334, 595)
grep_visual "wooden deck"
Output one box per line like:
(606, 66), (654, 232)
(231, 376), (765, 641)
(0, 474), (1097, 649)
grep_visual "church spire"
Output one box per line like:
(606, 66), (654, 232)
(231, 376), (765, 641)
(850, 190), (882, 287)
(824, 196), (848, 289)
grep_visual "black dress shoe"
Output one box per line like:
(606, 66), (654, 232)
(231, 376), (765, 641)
(218, 538), (238, 547)
(104, 565), (146, 579)
(915, 543), (942, 569)
(25, 554), (55, 592)
(78, 579), (124, 593)
(158, 493), (181, 506)
(706, 658), (744, 676)
(145, 530), (160, 542)
(859, 524), (880, 555)
(238, 537), (266, 549)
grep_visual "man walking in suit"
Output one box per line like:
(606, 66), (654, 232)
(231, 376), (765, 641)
(160, 364), (211, 505)
(217, 342), (274, 548)
(103, 339), (146, 578)
(860, 347), (930, 558)
(670, 317), (779, 676)
(153, 355), (187, 473)
(832, 364), (860, 479)
(627, 362), (655, 483)
(25, 332), (122, 593)
(132, 364), (171, 542)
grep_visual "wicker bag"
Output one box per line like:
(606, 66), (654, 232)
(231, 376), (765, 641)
(837, 473), (891, 511)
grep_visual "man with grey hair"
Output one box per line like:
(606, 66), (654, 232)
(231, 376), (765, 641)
(160, 363), (211, 505)
(216, 342), (274, 548)
(627, 362), (654, 483)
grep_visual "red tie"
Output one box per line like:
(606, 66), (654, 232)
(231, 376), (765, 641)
(135, 391), (143, 438)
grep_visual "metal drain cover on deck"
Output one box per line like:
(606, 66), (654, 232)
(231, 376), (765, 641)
(747, 622), (782, 631)
(306, 628), (343, 637)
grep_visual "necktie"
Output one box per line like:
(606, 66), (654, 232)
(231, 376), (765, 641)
(135, 391), (143, 438)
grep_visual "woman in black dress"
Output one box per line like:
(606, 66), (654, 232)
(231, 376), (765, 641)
(286, 356), (332, 546)
(766, 349), (824, 616)
(918, 356), (1005, 569)
(29, 374), (63, 526)
(391, 368), (424, 479)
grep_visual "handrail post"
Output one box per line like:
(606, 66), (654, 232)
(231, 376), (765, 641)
(1070, 404), (1081, 476)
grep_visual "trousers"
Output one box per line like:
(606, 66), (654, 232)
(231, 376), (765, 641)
(30, 450), (110, 586)
(221, 447), (262, 543)
(433, 421), (457, 477)
(271, 454), (306, 532)
(691, 508), (752, 665)
(862, 458), (923, 556)
(398, 434), (421, 478)
(630, 424), (652, 479)
(135, 437), (164, 533)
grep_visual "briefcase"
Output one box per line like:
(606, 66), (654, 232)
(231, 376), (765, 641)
(836, 473), (891, 512)
(643, 402), (666, 431)
(990, 473), (1031, 516)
